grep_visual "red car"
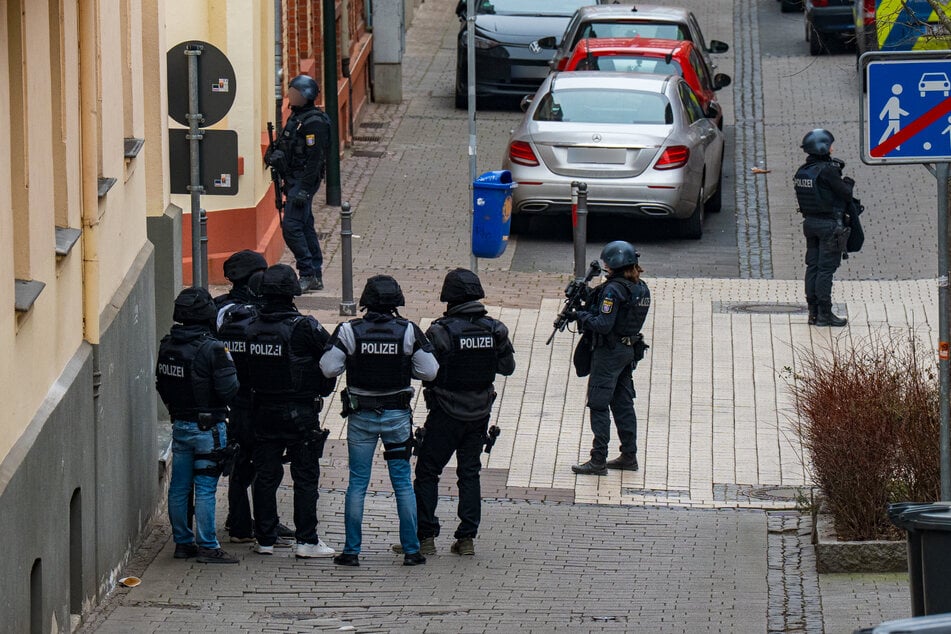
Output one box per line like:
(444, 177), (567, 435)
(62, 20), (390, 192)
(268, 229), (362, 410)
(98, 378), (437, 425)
(563, 37), (731, 128)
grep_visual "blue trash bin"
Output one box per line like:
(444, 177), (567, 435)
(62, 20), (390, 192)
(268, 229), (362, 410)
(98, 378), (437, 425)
(471, 170), (517, 258)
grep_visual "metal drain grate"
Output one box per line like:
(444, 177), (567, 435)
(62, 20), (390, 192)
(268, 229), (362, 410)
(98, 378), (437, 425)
(717, 301), (807, 315)
(352, 149), (386, 158)
(360, 121), (388, 128)
(353, 135), (382, 142)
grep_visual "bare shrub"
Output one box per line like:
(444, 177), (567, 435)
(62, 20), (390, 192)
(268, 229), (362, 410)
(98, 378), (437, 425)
(787, 332), (940, 541)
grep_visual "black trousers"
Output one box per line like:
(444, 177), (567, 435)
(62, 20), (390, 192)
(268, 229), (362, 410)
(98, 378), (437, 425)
(226, 393), (256, 539)
(414, 405), (488, 540)
(586, 343), (638, 462)
(251, 401), (322, 546)
(803, 215), (842, 306)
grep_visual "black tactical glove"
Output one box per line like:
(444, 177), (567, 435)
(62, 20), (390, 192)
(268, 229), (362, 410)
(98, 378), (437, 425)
(565, 310), (579, 323)
(265, 148), (284, 168)
(842, 176), (855, 187)
(291, 191), (310, 210)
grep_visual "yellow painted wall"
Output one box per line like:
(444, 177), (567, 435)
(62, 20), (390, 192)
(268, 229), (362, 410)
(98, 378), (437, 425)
(0, 0), (160, 463)
(166, 0), (274, 213)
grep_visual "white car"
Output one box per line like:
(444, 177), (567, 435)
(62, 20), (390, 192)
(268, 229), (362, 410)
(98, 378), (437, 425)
(919, 72), (950, 97)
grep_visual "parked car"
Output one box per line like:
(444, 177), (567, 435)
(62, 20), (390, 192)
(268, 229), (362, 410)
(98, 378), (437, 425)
(779, 0), (804, 14)
(543, 5), (729, 75)
(502, 72), (725, 239)
(854, 0), (951, 60)
(805, 0), (855, 56)
(563, 37), (731, 128)
(453, 0), (613, 108)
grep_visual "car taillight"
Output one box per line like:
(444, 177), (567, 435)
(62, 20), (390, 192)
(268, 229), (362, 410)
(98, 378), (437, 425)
(556, 58), (567, 71)
(812, 0), (829, 6)
(509, 140), (539, 166)
(863, 0), (875, 24)
(653, 145), (689, 170)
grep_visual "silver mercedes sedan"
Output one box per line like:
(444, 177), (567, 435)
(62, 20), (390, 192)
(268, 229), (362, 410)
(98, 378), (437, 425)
(502, 71), (724, 239)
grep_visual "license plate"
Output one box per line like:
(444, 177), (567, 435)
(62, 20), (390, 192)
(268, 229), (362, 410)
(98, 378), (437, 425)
(567, 147), (626, 164)
(510, 65), (549, 79)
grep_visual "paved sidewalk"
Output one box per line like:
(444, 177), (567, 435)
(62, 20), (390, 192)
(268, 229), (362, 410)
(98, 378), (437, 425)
(105, 0), (926, 631)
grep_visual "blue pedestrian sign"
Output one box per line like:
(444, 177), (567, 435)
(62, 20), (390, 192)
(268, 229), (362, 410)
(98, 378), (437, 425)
(864, 53), (951, 164)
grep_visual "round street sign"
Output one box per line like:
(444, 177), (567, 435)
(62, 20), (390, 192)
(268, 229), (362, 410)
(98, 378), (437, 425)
(166, 40), (236, 127)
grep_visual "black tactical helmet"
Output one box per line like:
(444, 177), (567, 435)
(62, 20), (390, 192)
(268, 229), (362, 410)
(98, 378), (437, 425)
(440, 268), (485, 304)
(173, 287), (217, 323)
(801, 129), (834, 156)
(359, 275), (405, 310)
(247, 270), (264, 297)
(289, 74), (319, 102)
(600, 240), (639, 270)
(258, 264), (302, 297)
(222, 249), (267, 283)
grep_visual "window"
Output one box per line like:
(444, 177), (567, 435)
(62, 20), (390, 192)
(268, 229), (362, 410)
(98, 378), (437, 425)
(679, 82), (705, 123)
(534, 88), (670, 125)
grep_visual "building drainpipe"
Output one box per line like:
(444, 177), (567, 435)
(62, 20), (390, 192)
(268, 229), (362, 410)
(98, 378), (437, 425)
(275, 0), (283, 133)
(79, 0), (101, 346)
(341, 0), (353, 142)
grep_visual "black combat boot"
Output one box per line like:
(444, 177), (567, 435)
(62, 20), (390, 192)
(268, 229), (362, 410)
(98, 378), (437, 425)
(605, 453), (639, 471)
(815, 303), (847, 327)
(807, 303), (818, 325)
(571, 458), (608, 476)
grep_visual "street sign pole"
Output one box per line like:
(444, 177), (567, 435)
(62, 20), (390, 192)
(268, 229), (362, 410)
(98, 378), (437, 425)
(185, 45), (206, 289)
(940, 163), (951, 500)
(862, 51), (951, 499)
(467, 0), (478, 274)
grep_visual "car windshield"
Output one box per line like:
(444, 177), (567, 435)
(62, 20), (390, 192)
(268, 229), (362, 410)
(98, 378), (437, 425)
(533, 88), (672, 125)
(477, 0), (590, 16)
(578, 22), (687, 41)
(580, 56), (682, 75)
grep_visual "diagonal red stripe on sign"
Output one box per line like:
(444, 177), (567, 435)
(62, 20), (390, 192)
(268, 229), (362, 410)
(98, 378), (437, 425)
(871, 95), (951, 158)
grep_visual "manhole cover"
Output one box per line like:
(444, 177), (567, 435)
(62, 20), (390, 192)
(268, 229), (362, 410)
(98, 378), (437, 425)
(731, 302), (806, 315)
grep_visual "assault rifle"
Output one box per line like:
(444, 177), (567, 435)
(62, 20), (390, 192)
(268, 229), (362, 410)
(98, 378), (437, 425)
(546, 260), (602, 345)
(266, 122), (284, 227)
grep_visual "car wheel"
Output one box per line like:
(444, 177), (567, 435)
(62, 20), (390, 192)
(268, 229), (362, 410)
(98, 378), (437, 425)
(780, 0), (802, 13)
(808, 25), (825, 56)
(705, 169), (723, 214)
(678, 192), (704, 239)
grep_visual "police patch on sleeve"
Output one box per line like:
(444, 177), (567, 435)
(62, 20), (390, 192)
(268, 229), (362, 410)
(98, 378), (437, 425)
(305, 134), (316, 146)
(600, 298), (614, 314)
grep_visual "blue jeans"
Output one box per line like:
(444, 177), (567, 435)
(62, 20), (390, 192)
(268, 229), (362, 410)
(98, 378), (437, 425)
(282, 179), (323, 278)
(168, 420), (227, 549)
(343, 409), (419, 555)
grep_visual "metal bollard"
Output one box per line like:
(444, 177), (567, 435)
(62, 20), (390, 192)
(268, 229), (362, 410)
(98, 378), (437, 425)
(571, 181), (588, 281)
(339, 202), (357, 316)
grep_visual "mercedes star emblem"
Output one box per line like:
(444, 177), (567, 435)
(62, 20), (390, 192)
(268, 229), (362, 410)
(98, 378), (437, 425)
(592, 133), (602, 142)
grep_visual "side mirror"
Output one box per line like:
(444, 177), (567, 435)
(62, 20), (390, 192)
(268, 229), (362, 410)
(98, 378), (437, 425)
(708, 40), (729, 54)
(520, 95), (534, 112)
(713, 73), (731, 90)
(536, 36), (558, 49)
(705, 102), (721, 120)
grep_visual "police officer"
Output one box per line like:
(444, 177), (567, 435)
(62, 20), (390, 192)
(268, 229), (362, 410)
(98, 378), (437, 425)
(156, 287), (240, 564)
(320, 275), (439, 567)
(794, 129), (853, 327)
(412, 269), (515, 556)
(568, 241), (651, 476)
(245, 264), (337, 559)
(265, 75), (332, 293)
(213, 249), (268, 315)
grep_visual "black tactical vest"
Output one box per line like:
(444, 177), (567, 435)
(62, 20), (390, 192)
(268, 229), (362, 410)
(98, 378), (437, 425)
(246, 316), (323, 398)
(601, 279), (651, 337)
(156, 333), (226, 419)
(346, 317), (413, 391)
(279, 108), (328, 177)
(794, 161), (837, 216)
(216, 304), (257, 388)
(433, 317), (498, 391)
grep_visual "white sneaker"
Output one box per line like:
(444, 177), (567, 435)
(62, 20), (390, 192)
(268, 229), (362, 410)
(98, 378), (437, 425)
(295, 538), (336, 559)
(251, 542), (274, 555)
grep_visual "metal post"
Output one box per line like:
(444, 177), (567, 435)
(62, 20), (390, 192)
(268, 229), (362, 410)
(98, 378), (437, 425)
(323, 0), (342, 207)
(339, 202), (357, 316)
(274, 0), (284, 135)
(185, 45), (206, 288)
(939, 163), (951, 500)
(571, 182), (588, 280)
(466, 0), (478, 274)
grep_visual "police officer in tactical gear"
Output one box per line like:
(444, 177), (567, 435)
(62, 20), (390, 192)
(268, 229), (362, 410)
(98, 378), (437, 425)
(245, 264), (337, 559)
(265, 74), (332, 293)
(320, 275), (439, 567)
(794, 129), (853, 327)
(156, 287), (240, 563)
(567, 241), (651, 476)
(411, 269), (515, 556)
(213, 249), (268, 315)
